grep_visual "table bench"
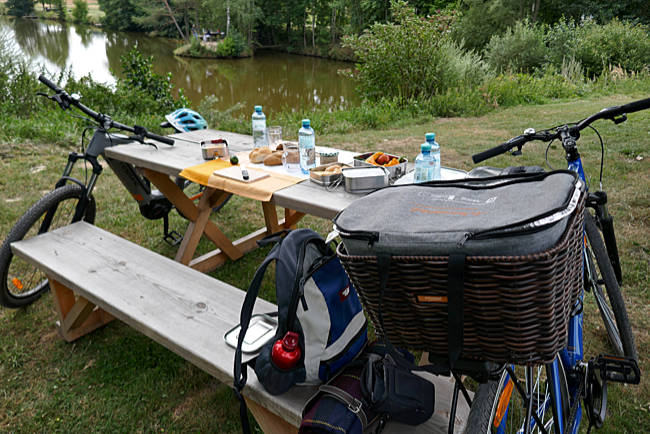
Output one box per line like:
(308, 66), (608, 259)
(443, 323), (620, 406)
(11, 222), (469, 432)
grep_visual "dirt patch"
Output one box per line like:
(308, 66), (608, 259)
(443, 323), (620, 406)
(171, 380), (222, 420)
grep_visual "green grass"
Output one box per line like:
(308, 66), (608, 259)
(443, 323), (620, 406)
(1, 94), (649, 432)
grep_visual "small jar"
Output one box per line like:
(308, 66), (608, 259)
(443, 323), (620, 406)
(318, 150), (339, 165)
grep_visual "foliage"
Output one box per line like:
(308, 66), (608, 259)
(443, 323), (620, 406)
(98, 0), (141, 31)
(53, 0), (66, 21)
(571, 20), (650, 77)
(344, 1), (488, 102)
(485, 20), (548, 73)
(72, 0), (90, 24)
(6, 0), (35, 17)
(118, 47), (188, 112)
(215, 32), (246, 57)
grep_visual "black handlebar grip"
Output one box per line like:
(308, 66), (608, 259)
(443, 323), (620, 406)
(38, 75), (64, 93)
(147, 132), (175, 146)
(620, 97), (650, 115)
(472, 143), (510, 164)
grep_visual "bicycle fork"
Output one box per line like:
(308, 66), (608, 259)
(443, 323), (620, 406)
(38, 152), (102, 234)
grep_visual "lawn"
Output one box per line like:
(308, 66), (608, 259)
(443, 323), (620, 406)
(0, 94), (648, 432)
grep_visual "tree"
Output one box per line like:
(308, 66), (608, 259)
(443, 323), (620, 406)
(97, 0), (142, 31)
(72, 0), (89, 24)
(6, 0), (35, 16)
(52, 0), (66, 21)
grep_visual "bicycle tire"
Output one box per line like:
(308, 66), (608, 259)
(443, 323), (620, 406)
(464, 360), (569, 433)
(584, 212), (637, 359)
(0, 185), (96, 308)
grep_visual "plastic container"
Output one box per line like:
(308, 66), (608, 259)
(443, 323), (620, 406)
(252, 106), (267, 149)
(430, 132), (441, 181)
(414, 133), (439, 183)
(298, 119), (316, 174)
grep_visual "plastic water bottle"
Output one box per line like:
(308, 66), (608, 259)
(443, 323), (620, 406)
(429, 132), (441, 180)
(252, 105), (266, 148)
(298, 119), (315, 174)
(414, 133), (439, 183)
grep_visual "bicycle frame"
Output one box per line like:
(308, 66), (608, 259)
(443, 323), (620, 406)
(56, 127), (172, 224)
(495, 137), (587, 434)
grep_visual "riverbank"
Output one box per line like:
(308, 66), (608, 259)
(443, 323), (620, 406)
(1, 94), (648, 432)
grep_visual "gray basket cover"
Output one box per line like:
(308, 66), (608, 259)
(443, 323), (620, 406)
(334, 171), (583, 257)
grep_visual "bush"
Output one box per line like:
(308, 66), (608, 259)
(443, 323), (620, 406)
(344, 1), (488, 102)
(216, 31), (246, 57)
(485, 21), (548, 73)
(72, 0), (89, 24)
(118, 47), (188, 112)
(572, 19), (650, 77)
(6, 0), (35, 17)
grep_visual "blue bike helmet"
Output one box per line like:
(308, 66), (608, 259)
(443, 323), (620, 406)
(165, 108), (208, 132)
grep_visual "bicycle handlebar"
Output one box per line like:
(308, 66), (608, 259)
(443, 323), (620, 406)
(38, 75), (175, 146)
(472, 97), (650, 164)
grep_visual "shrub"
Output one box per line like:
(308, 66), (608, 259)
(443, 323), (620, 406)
(572, 19), (650, 77)
(480, 70), (580, 107)
(344, 0), (488, 102)
(485, 21), (548, 73)
(118, 47), (188, 112)
(6, 0), (35, 17)
(216, 31), (246, 57)
(72, 0), (89, 24)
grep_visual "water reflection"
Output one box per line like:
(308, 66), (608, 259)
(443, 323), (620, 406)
(2, 16), (359, 116)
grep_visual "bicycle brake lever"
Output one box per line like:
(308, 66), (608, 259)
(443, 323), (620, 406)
(613, 114), (627, 124)
(510, 145), (523, 156)
(36, 92), (49, 98)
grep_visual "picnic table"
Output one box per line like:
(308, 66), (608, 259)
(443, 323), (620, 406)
(12, 129), (473, 432)
(104, 129), (364, 272)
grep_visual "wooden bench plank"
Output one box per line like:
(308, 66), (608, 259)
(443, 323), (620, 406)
(11, 221), (311, 427)
(11, 222), (469, 432)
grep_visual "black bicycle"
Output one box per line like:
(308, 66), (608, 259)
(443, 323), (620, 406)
(0, 75), (193, 308)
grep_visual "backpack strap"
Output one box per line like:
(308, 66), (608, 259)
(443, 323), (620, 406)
(233, 245), (280, 434)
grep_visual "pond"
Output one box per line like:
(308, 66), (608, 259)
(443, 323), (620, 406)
(1, 17), (360, 116)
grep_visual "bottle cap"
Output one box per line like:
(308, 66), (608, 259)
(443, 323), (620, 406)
(302, 119), (310, 127)
(421, 143), (431, 152)
(255, 105), (262, 112)
(425, 132), (436, 142)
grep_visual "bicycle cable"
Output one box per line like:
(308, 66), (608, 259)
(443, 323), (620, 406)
(81, 127), (92, 186)
(586, 125), (605, 190)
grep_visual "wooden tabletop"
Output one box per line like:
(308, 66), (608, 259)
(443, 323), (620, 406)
(104, 129), (363, 220)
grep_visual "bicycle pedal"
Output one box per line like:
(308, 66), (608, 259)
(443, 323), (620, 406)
(592, 354), (640, 385)
(163, 230), (183, 247)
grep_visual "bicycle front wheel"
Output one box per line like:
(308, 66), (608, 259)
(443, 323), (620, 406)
(584, 212), (637, 359)
(465, 360), (569, 433)
(0, 185), (96, 308)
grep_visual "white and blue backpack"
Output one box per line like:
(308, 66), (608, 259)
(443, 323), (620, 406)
(233, 229), (367, 432)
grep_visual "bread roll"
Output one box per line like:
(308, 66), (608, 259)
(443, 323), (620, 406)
(325, 165), (342, 174)
(249, 147), (271, 163)
(263, 151), (283, 166)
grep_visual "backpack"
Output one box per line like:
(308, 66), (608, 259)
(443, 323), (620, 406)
(233, 229), (368, 432)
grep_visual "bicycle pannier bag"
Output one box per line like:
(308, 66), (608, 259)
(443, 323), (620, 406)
(334, 171), (585, 365)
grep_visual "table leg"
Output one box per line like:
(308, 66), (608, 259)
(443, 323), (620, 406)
(50, 278), (115, 342)
(284, 209), (305, 229)
(245, 397), (298, 434)
(262, 202), (281, 235)
(175, 187), (216, 264)
(143, 169), (243, 264)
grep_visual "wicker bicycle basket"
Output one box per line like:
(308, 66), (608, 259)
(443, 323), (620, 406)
(337, 194), (585, 365)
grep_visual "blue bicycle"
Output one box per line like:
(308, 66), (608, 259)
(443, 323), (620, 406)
(464, 98), (647, 433)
